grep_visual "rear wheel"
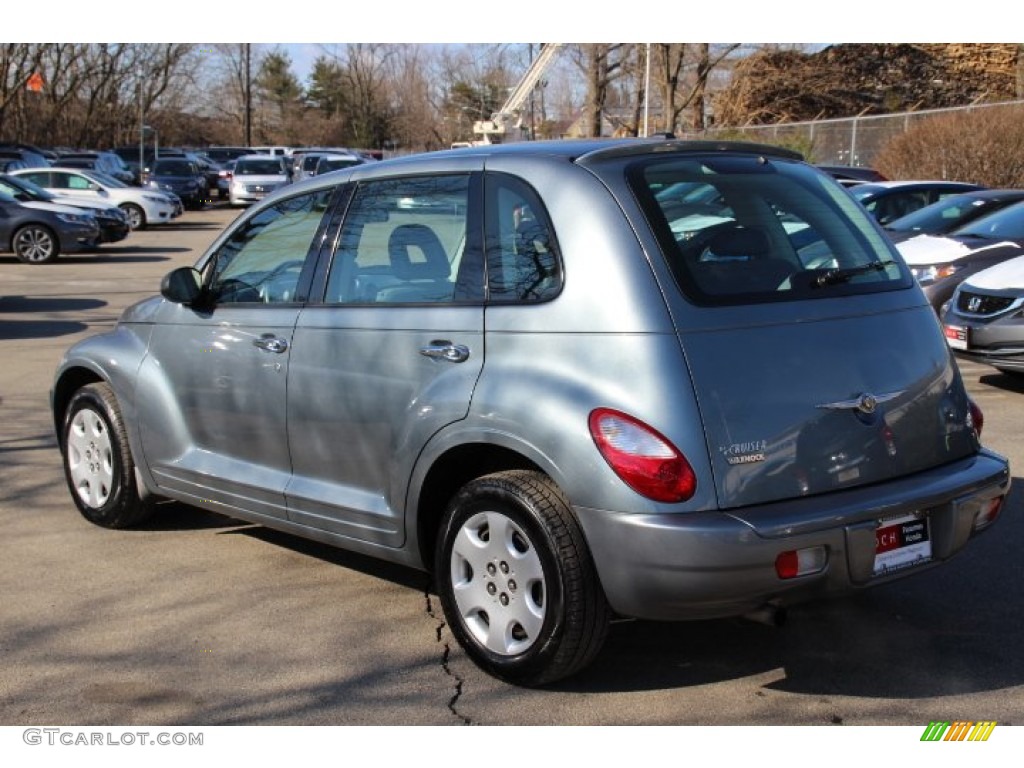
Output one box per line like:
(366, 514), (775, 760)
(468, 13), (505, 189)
(435, 470), (610, 686)
(61, 382), (155, 528)
(13, 224), (59, 263)
(120, 203), (146, 231)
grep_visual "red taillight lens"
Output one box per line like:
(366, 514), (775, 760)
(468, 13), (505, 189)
(588, 408), (696, 503)
(968, 398), (984, 438)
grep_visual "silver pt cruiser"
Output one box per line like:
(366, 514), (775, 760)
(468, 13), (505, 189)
(53, 139), (1010, 685)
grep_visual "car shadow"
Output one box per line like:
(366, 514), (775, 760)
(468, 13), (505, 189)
(163, 222), (224, 231)
(131, 477), (1024, 701)
(0, 319), (90, 339)
(978, 371), (1024, 394)
(0, 296), (107, 313)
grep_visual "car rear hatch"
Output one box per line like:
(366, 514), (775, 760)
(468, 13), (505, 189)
(678, 299), (976, 509)
(620, 148), (981, 510)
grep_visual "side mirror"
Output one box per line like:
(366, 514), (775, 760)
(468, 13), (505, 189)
(161, 267), (203, 305)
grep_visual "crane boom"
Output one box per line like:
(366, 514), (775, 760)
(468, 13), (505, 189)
(473, 43), (563, 144)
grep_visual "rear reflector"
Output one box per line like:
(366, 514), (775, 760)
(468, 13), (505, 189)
(775, 546), (828, 579)
(973, 496), (1003, 532)
(589, 408), (696, 503)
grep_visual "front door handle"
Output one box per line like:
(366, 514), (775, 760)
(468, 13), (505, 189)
(253, 335), (289, 354)
(419, 340), (470, 363)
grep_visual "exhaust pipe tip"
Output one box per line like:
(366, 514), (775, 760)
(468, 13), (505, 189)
(743, 604), (787, 628)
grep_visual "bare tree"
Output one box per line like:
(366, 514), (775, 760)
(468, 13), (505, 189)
(572, 44), (626, 137)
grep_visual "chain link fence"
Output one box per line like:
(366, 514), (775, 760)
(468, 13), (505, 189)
(703, 99), (1024, 168)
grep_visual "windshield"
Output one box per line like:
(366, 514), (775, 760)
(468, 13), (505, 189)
(885, 194), (984, 233)
(235, 159), (284, 176)
(0, 176), (51, 201)
(153, 161), (194, 176)
(631, 155), (909, 305)
(952, 200), (1024, 240)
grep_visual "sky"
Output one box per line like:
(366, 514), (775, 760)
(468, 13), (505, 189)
(20, 0), (996, 51)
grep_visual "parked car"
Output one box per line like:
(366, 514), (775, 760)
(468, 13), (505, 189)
(896, 200), (1024, 311)
(145, 158), (209, 210)
(0, 156), (28, 173)
(228, 154), (289, 206)
(314, 153), (368, 177)
(941, 254), (1024, 375)
(817, 165), (887, 184)
(0, 173), (130, 245)
(0, 143), (52, 169)
(216, 160), (235, 200)
(0, 187), (100, 263)
(201, 147), (257, 165)
(11, 167), (179, 230)
(57, 151), (136, 186)
(52, 139), (1010, 686)
(193, 155), (224, 200)
(851, 181), (985, 225)
(885, 189), (1024, 244)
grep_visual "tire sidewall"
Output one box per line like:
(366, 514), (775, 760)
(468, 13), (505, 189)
(62, 386), (132, 526)
(435, 475), (570, 684)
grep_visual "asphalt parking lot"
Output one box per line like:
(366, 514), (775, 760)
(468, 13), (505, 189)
(1, 204), (1023, 726)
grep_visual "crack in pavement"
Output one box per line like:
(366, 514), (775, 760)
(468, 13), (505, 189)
(425, 590), (472, 725)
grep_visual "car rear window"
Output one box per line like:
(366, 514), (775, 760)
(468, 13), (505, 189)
(629, 154), (911, 305)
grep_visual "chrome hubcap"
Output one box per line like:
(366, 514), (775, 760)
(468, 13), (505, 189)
(67, 408), (114, 509)
(450, 511), (546, 655)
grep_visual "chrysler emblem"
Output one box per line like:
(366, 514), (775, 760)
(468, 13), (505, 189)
(816, 390), (904, 413)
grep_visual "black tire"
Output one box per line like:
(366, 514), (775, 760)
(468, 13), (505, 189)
(435, 470), (610, 686)
(13, 224), (60, 264)
(120, 203), (146, 230)
(61, 382), (155, 528)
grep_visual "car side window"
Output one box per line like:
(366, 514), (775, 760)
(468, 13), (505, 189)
(205, 188), (334, 305)
(484, 174), (562, 302)
(324, 175), (471, 304)
(67, 175), (93, 191)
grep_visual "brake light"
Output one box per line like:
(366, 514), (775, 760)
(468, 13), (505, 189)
(968, 398), (984, 438)
(588, 408), (696, 503)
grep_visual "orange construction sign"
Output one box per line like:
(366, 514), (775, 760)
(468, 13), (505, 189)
(26, 73), (44, 92)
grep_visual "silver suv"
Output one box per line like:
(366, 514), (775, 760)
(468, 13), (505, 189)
(53, 140), (1010, 685)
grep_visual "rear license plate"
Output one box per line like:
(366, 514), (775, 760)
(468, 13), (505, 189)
(944, 324), (968, 350)
(873, 513), (931, 576)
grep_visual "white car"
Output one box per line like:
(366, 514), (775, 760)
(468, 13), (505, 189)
(11, 167), (178, 230)
(229, 155), (289, 206)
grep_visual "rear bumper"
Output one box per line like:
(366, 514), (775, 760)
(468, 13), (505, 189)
(576, 449), (1010, 620)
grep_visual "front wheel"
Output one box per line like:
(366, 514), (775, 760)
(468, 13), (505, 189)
(435, 470), (610, 686)
(13, 224), (60, 263)
(120, 203), (146, 231)
(61, 382), (155, 528)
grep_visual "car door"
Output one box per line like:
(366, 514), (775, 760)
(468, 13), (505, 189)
(285, 173), (485, 546)
(135, 187), (337, 521)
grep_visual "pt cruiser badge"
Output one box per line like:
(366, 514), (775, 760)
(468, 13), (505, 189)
(719, 440), (768, 465)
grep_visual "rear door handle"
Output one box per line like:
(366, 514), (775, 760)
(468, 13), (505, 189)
(419, 341), (470, 363)
(253, 335), (289, 354)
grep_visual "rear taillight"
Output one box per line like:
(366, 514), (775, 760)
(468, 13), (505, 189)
(968, 398), (984, 438)
(588, 408), (696, 503)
